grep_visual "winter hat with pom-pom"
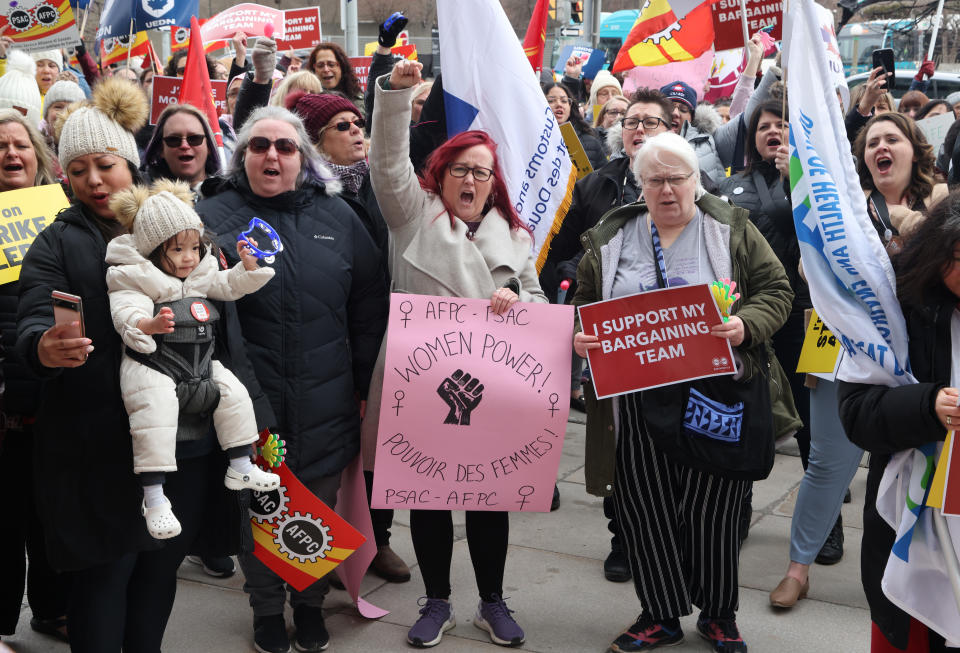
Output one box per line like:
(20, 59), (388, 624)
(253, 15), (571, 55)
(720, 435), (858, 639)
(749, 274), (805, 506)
(57, 76), (148, 169)
(284, 90), (360, 145)
(109, 179), (204, 257)
(30, 49), (62, 71)
(0, 50), (42, 126)
(43, 80), (85, 117)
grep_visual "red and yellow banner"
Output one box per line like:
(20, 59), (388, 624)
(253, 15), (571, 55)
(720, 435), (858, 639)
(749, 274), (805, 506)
(171, 21), (227, 53)
(612, 0), (714, 71)
(0, 0), (81, 52)
(250, 433), (365, 591)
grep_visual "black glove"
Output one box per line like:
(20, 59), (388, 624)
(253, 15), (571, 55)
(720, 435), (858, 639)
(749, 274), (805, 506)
(378, 12), (408, 48)
(74, 41), (86, 57)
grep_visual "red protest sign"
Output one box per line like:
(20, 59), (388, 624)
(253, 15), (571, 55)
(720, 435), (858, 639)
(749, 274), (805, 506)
(350, 56), (372, 94)
(200, 3), (285, 43)
(577, 284), (736, 399)
(276, 7), (322, 51)
(711, 0), (782, 52)
(150, 75), (227, 124)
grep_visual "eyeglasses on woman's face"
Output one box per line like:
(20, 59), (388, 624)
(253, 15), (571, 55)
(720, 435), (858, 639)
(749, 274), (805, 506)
(325, 118), (365, 133)
(247, 136), (299, 156)
(162, 133), (205, 148)
(642, 171), (694, 189)
(547, 96), (571, 106)
(447, 163), (493, 182)
(622, 116), (667, 132)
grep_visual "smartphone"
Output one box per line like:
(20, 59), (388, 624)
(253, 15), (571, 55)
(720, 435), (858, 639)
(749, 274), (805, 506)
(52, 290), (85, 342)
(872, 48), (895, 88)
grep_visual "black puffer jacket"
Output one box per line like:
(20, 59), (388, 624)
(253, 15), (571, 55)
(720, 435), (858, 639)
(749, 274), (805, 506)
(719, 161), (811, 313)
(838, 289), (953, 651)
(0, 280), (39, 416)
(197, 173), (389, 482)
(540, 156), (639, 300)
(16, 203), (263, 571)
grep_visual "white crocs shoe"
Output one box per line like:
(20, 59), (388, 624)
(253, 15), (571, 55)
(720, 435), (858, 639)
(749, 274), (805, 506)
(224, 465), (281, 491)
(142, 498), (182, 539)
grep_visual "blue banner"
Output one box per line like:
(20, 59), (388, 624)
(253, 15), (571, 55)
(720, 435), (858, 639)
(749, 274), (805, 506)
(96, 0), (197, 42)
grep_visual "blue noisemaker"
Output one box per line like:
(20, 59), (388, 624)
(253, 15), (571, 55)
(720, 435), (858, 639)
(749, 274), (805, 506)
(237, 217), (283, 264)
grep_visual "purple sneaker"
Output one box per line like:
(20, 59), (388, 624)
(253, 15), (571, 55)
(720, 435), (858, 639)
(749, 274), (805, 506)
(407, 598), (454, 648)
(474, 595), (525, 647)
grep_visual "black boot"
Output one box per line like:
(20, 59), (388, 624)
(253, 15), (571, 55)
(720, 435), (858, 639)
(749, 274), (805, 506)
(603, 545), (631, 582)
(815, 514), (844, 565)
(253, 614), (290, 653)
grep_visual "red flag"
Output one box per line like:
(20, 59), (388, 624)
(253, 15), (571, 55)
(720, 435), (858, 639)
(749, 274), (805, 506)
(522, 0), (550, 75)
(179, 16), (223, 148)
(144, 38), (163, 74)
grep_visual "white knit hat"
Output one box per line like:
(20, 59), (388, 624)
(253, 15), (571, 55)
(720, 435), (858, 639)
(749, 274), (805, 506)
(57, 76), (148, 169)
(31, 49), (63, 71)
(110, 180), (204, 256)
(43, 80), (85, 115)
(0, 50), (42, 126)
(588, 70), (623, 107)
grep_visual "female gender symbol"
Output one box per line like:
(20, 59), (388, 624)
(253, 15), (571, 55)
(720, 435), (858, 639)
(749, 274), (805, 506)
(393, 390), (405, 416)
(399, 300), (413, 327)
(516, 485), (535, 510)
(548, 392), (560, 417)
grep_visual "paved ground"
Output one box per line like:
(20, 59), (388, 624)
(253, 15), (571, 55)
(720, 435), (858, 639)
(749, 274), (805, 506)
(6, 414), (871, 652)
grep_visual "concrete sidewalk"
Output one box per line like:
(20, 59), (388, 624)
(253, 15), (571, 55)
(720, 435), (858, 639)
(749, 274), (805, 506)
(7, 417), (871, 652)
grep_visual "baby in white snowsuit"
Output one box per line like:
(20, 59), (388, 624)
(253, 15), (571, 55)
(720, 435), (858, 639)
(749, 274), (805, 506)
(105, 180), (280, 539)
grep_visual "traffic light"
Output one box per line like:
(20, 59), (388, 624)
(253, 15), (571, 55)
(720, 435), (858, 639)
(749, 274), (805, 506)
(571, 0), (583, 23)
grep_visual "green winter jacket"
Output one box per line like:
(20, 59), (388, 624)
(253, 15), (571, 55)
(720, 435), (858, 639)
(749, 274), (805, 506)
(572, 192), (803, 497)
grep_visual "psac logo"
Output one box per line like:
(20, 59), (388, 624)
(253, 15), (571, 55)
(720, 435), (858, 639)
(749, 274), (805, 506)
(6, 2), (60, 33)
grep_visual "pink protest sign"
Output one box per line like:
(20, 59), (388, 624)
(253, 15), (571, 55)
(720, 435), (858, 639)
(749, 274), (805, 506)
(200, 3), (285, 43)
(371, 294), (574, 513)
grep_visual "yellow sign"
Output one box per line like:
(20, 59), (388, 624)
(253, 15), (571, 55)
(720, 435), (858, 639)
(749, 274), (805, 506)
(928, 433), (951, 509)
(0, 184), (69, 285)
(796, 309), (843, 375)
(559, 122), (593, 180)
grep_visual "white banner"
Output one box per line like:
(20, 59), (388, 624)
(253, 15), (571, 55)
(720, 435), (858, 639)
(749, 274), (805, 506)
(437, 0), (576, 270)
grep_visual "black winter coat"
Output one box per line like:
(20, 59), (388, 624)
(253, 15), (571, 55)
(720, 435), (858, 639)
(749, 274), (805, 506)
(197, 174), (389, 483)
(0, 280), (40, 416)
(838, 290), (953, 651)
(16, 203), (262, 571)
(719, 161), (811, 314)
(540, 157), (639, 300)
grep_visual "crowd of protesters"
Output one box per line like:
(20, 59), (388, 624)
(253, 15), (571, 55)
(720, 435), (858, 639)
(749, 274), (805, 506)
(0, 8), (958, 653)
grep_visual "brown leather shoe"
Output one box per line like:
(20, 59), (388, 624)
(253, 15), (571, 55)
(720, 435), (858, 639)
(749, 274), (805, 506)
(770, 576), (810, 608)
(371, 545), (411, 583)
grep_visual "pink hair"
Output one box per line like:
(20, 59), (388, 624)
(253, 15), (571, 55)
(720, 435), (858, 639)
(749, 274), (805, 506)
(420, 130), (530, 234)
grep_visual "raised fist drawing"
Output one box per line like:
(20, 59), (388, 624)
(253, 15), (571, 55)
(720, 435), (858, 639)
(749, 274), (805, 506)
(437, 369), (484, 426)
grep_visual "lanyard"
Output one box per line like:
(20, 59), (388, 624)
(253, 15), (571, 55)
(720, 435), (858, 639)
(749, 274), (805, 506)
(650, 221), (669, 290)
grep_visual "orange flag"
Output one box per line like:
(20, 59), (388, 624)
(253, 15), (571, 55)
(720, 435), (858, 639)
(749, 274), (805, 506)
(612, 0), (714, 71)
(100, 31), (150, 66)
(522, 0), (550, 75)
(179, 16), (223, 147)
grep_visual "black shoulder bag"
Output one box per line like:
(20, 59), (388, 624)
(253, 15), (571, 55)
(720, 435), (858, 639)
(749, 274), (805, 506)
(639, 222), (776, 480)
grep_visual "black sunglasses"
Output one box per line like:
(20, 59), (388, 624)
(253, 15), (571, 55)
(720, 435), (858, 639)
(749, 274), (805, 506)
(162, 133), (205, 148)
(248, 136), (299, 156)
(327, 118), (365, 132)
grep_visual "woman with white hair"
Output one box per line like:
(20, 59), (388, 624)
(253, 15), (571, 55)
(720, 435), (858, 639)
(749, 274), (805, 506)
(572, 132), (797, 653)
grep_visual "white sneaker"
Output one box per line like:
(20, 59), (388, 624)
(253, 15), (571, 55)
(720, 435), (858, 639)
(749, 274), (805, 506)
(142, 497), (182, 539)
(224, 465), (281, 491)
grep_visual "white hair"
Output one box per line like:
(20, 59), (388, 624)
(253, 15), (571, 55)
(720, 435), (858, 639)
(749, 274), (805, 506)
(631, 131), (705, 200)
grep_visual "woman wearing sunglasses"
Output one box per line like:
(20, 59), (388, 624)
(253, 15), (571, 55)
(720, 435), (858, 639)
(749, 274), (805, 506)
(368, 58), (547, 649)
(142, 104), (222, 191)
(197, 105), (389, 653)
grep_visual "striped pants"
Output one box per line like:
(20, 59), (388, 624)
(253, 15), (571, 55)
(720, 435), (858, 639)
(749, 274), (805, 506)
(613, 392), (750, 621)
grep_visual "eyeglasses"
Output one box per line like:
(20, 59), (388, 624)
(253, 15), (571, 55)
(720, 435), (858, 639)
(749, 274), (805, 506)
(162, 133), (205, 148)
(547, 96), (571, 106)
(622, 116), (667, 132)
(314, 60), (340, 69)
(642, 172), (694, 189)
(324, 118), (365, 133)
(248, 136), (299, 156)
(447, 163), (493, 182)
(604, 109), (626, 118)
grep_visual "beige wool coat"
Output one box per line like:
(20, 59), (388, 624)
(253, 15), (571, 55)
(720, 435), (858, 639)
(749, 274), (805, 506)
(360, 78), (548, 469)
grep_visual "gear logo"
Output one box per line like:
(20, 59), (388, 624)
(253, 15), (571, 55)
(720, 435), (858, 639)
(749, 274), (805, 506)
(7, 7), (32, 31)
(173, 26), (188, 45)
(33, 3), (57, 26)
(249, 485), (288, 524)
(141, 0), (172, 19)
(273, 512), (333, 562)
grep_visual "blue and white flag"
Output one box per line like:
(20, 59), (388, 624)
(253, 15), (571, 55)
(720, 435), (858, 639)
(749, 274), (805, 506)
(787, 0), (960, 644)
(437, 0), (576, 270)
(96, 0), (197, 43)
